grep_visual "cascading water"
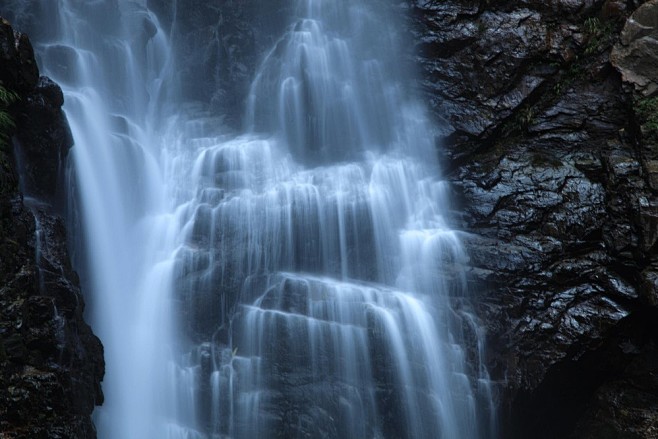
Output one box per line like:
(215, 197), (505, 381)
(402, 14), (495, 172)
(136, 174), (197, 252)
(18, 1), (180, 437)
(12, 0), (496, 437)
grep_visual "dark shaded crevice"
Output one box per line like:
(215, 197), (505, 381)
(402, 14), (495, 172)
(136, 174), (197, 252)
(417, 37), (477, 59)
(508, 307), (658, 439)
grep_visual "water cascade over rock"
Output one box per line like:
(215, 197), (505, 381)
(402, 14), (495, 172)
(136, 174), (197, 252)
(16, 0), (496, 437)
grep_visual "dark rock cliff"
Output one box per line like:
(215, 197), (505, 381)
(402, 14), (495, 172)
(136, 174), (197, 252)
(2, 0), (657, 437)
(407, 0), (658, 437)
(0, 19), (103, 438)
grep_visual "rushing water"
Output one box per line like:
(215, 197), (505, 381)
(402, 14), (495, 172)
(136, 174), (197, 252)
(12, 0), (496, 437)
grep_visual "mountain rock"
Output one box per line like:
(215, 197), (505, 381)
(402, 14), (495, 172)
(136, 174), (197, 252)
(0, 18), (103, 438)
(408, 0), (658, 436)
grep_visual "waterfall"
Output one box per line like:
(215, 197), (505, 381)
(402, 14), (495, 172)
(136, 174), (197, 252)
(15, 0), (496, 437)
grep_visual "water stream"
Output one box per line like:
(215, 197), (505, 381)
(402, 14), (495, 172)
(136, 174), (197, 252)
(11, 0), (496, 437)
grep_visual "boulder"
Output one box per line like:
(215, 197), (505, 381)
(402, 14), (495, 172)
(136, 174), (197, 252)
(611, 0), (658, 96)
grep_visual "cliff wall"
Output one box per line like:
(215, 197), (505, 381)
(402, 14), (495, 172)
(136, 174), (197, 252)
(2, 1), (658, 437)
(408, 0), (658, 436)
(0, 19), (103, 439)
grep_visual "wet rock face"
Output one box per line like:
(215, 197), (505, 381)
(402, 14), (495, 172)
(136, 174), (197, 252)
(409, 0), (658, 437)
(0, 19), (103, 438)
(14, 76), (73, 203)
(147, 0), (290, 129)
(2, 1), (655, 437)
(0, 22), (38, 95)
(612, 0), (658, 96)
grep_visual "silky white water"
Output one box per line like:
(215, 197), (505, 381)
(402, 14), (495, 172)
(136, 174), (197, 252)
(21, 0), (496, 437)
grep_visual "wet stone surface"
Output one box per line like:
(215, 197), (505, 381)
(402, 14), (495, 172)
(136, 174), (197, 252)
(408, 0), (658, 437)
(0, 18), (103, 439)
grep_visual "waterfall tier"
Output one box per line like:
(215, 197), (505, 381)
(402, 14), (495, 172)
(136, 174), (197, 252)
(19, 0), (497, 437)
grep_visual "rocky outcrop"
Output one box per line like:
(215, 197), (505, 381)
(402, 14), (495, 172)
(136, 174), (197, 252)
(408, 0), (658, 437)
(0, 19), (103, 438)
(612, 0), (658, 96)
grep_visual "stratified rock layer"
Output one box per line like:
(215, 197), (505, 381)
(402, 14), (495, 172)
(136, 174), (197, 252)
(0, 18), (103, 439)
(407, 0), (658, 437)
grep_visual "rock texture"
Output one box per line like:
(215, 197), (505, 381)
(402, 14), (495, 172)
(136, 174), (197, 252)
(407, 0), (658, 437)
(0, 18), (103, 438)
(3, 1), (657, 437)
(612, 0), (658, 96)
(146, 0), (290, 129)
